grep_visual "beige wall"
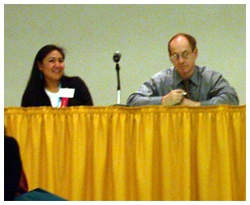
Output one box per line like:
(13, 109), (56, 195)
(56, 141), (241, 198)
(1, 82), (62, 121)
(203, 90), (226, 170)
(4, 4), (246, 106)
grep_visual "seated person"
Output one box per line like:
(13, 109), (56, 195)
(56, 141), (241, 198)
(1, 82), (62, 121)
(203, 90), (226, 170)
(21, 44), (93, 107)
(127, 33), (239, 106)
(4, 135), (67, 201)
(4, 136), (23, 200)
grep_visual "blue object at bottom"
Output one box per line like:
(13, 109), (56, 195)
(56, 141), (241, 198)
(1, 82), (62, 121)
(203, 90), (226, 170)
(14, 188), (67, 201)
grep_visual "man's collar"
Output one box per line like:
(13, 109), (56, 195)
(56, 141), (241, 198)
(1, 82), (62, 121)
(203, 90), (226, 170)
(189, 67), (199, 86)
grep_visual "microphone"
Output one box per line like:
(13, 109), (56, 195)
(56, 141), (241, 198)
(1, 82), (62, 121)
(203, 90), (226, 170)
(112, 51), (126, 106)
(113, 51), (122, 63)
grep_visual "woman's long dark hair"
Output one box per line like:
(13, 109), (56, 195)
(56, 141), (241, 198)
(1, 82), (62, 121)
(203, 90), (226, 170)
(24, 44), (65, 91)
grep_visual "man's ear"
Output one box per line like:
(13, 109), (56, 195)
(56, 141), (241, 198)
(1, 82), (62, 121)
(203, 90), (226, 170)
(194, 48), (198, 58)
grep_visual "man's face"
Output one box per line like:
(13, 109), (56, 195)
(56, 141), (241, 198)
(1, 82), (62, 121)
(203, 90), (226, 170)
(169, 36), (198, 80)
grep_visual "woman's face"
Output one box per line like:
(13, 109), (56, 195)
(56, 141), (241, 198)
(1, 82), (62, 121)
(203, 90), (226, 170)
(38, 50), (65, 83)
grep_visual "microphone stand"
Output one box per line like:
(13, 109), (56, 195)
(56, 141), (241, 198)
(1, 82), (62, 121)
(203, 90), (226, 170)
(112, 51), (126, 106)
(116, 63), (121, 104)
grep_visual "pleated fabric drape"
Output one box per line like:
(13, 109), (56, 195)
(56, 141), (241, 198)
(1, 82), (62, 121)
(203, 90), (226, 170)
(4, 105), (246, 201)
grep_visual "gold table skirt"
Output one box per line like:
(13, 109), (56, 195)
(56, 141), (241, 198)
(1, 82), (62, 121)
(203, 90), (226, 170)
(4, 105), (246, 200)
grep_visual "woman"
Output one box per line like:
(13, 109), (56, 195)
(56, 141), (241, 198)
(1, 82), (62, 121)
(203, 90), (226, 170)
(21, 45), (93, 107)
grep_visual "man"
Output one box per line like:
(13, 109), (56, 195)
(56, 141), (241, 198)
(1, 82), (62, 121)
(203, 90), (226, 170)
(127, 33), (239, 106)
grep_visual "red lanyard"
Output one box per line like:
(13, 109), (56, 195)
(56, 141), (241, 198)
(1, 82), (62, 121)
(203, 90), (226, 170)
(61, 97), (69, 108)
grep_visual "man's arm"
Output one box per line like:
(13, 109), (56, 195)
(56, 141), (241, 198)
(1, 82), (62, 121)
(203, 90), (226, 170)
(200, 73), (239, 105)
(127, 86), (186, 106)
(127, 69), (183, 106)
(180, 98), (201, 106)
(127, 82), (163, 106)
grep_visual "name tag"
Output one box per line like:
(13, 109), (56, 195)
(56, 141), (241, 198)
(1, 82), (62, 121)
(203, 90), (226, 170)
(58, 88), (75, 98)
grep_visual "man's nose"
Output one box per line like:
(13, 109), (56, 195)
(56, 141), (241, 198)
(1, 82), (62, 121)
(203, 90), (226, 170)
(177, 55), (185, 63)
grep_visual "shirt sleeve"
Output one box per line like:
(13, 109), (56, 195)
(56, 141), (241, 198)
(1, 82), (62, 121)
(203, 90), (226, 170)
(127, 79), (163, 106)
(75, 77), (94, 106)
(200, 72), (239, 105)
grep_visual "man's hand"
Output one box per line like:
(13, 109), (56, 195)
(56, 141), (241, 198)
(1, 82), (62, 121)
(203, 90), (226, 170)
(180, 98), (201, 106)
(161, 89), (185, 106)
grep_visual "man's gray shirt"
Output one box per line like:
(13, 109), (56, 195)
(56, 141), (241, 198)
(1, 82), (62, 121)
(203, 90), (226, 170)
(127, 66), (239, 106)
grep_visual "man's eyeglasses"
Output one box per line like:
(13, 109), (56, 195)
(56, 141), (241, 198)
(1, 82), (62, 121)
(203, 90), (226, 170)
(170, 50), (192, 61)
